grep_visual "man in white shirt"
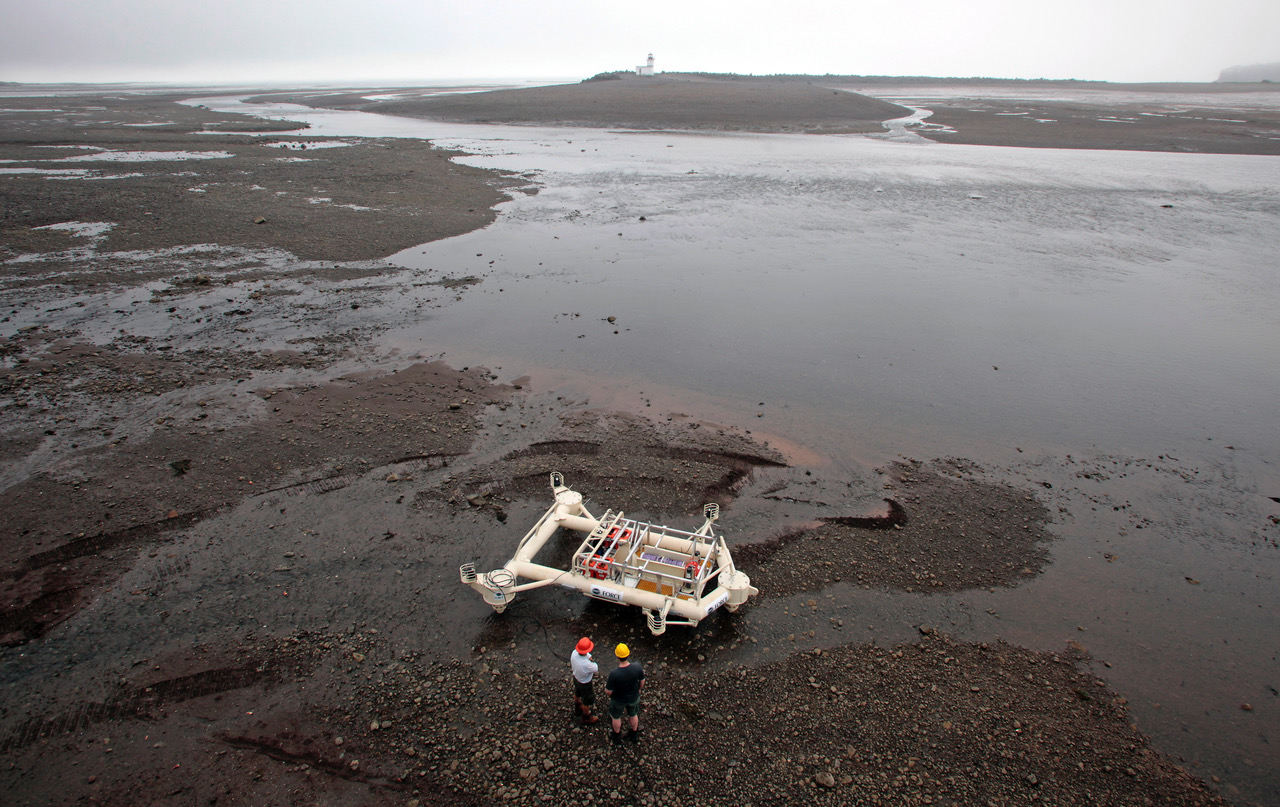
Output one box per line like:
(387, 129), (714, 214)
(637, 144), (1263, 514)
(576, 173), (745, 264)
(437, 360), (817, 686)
(571, 636), (600, 725)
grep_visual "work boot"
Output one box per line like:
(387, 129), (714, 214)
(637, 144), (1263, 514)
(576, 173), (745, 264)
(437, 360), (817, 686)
(627, 728), (642, 744)
(610, 730), (622, 745)
(581, 712), (599, 725)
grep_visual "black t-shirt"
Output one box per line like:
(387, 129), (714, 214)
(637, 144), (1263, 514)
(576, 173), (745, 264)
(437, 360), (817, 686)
(606, 662), (645, 701)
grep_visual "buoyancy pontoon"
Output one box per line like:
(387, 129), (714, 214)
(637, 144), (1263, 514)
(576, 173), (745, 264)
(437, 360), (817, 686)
(459, 472), (758, 635)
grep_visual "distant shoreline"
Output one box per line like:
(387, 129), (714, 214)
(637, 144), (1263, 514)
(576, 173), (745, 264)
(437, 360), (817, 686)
(5, 73), (1279, 92)
(669, 72), (1280, 92)
(244, 72), (1280, 155)
(5, 74), (1277, 154)
(253, 74), (910, 136)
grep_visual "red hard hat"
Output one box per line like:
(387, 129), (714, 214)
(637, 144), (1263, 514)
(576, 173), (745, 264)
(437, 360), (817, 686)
(576, 637), (594, 654)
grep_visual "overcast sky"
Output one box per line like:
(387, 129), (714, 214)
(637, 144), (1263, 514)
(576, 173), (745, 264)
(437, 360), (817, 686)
(1, 0), (1275, 85)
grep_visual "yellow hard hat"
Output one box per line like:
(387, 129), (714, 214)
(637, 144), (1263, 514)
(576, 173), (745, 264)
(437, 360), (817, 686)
(615, 643), (630, 658)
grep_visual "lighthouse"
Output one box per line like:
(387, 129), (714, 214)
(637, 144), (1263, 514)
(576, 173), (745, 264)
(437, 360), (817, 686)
(636, 53), (655, 77)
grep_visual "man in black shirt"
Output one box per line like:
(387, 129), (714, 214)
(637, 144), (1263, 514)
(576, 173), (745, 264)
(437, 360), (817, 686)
(605, 643), (645, 744)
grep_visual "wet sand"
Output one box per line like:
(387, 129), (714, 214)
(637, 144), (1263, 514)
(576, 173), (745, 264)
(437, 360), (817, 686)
(0, 88), (1254, 806)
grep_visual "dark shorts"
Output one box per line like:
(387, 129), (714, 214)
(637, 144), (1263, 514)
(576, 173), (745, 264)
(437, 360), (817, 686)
(608, 696), (641, 720)
(574, 679), (595, 705)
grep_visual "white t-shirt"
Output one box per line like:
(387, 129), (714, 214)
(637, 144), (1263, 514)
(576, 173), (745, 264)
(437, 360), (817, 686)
(571, 650), (598, 684)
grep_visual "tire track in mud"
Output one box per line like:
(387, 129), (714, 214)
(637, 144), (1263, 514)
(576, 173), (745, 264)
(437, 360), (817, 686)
(504, 440), (603, 458)
(0, 588), (80, 644)
(1, 511), (216, 646)
(1, 665), (272, 753)
(262, 452), (460, 498)
(13, 510), (212, 576)
(217, 735), (412, 792)
(0, 639), (326, 753)
(2, 453), (463, 645)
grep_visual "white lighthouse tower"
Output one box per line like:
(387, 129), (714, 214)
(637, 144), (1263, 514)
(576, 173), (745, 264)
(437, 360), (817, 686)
(636, 53), (655, 77)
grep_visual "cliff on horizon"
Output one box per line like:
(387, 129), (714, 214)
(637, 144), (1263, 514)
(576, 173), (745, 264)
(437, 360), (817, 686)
(1217, 62), (1280, 82)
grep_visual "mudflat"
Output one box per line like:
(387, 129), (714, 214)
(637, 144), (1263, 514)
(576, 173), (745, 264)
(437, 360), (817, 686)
(263, 73), (910, 134)
(848, 81), (1280, 155)
(0, 92), (518, 263)
(0, 87), (1252, 806)
(276, 74), (1280, 155)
